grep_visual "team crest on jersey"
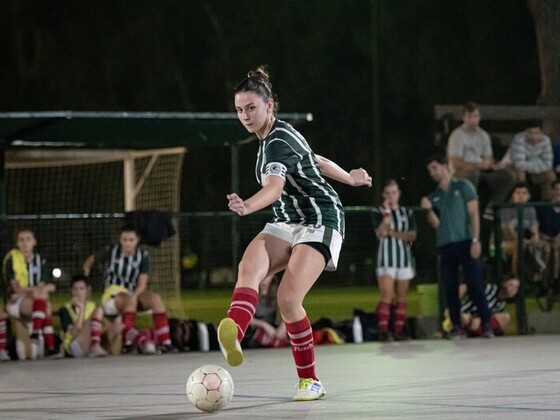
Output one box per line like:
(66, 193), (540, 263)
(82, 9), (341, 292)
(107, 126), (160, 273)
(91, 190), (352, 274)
(265, 162), (287, 179)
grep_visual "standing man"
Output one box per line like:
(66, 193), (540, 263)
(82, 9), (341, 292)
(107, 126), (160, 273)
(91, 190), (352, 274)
(421, 155), (494, 339)
(447, 102), (516, 218)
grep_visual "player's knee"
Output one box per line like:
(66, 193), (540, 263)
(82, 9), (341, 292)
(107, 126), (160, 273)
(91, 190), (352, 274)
(237, 260), (264, 282)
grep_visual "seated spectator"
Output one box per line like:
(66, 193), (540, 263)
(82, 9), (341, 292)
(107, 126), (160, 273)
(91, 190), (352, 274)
(82, 223), (173, 355)
(553, 136), (560, 178)
(3, 229), (57, 358)
(497, 183), (546, 282)
(459, 276), (520, 337)
(447, 102), (516, 219)
(507, 120), (556, 200)
(0, 305), (10, 361)
(536, 180), (560, 286)
(242, 275), (289, 348)
(59, 274), (108, 358)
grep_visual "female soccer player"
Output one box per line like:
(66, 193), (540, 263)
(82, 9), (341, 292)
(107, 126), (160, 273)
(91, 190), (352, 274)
(373, 180), (417, 341)
(217, 66), (372, 401)
(59, 274), (108, 358)
(3, 229), (57, 358)
(82, 224), (172, 355)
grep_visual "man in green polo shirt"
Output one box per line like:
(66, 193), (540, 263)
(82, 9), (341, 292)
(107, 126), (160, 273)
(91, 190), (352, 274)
(421, 154), (493, 339)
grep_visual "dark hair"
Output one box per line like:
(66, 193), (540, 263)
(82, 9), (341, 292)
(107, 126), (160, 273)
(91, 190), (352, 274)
(120, 223), (141, 237)
(424, 154), (448, 167)
(526, 119), (542, 129)
(462, 101), (479, 114)
(508, 182), (531, 200)
(71, 273), (89, 287)
(382, 179), (399, 190)
(234, 65), (279, 113)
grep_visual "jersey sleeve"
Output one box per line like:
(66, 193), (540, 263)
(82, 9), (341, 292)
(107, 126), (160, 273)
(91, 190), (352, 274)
(407, 208), (417, 231)
(265, 138), (302, 175)
(371, 208), (383, 228)
(460, 180), (478, 202)
(139, 250), (149, 274)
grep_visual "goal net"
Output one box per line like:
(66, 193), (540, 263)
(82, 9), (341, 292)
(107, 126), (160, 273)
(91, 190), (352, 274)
(4, 147), (186, 316)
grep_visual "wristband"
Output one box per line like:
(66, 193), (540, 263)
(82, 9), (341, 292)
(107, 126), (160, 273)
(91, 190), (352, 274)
(471, 238), (479, 243)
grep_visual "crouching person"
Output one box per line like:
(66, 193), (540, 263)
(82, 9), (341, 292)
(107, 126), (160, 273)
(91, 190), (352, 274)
(59, 274), (107, 358)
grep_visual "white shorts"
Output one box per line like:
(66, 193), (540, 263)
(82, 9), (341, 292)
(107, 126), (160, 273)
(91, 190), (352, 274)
(261, 222), (343, 271)
(6, 296), (25, 318)
(102, 298), (119, 317)
(376, 266), (415, 281)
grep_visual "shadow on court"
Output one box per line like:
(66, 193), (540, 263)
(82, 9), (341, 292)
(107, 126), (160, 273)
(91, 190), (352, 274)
(1, 335), (559, 419)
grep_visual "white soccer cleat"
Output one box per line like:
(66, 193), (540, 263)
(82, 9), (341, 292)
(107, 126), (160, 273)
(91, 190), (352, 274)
(217, 318), (243, 367)
(0, 349), (10, 361)
(140, 341), (157, 355)
(88, 344), (109, 358)
(293, 378), (326, 401)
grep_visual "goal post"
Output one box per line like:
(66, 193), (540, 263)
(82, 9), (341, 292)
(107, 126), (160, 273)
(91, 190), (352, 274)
(4, 147), (186, 315)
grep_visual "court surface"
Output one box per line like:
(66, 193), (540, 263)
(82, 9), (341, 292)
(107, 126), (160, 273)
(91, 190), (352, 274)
(1, 335), (559, 419)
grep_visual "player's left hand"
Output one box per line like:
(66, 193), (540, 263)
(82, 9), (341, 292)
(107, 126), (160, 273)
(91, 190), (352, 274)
(349, 168), (372, 187)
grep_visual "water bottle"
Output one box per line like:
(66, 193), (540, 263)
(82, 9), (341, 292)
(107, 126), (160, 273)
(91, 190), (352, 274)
(197, 322), (210, 352)
(353, 316), (363, 344)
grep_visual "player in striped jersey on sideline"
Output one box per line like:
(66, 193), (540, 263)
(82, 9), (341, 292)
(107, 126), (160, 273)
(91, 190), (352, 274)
(82, 224), (172, 355)
(373, 180), (417, 341)
(217, 66), (372, 402)
(3, 229), (57, 358)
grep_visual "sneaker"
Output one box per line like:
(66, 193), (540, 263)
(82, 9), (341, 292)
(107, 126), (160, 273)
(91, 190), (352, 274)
(89, 344), (108, 358)
(139, 341), (156, 355)
(293, 378), (326, 401)
(482, 324), (495, 339)
(122, 340), (135, 355)
(447, 327), (466, 340)
(393, 332), (409, 341)
(156, 343), (175, 355)
(217, 318), (243, 367)
(378, 331), (392, 342)
(0, 349), (10, 361)
(30, 332), (45, 359)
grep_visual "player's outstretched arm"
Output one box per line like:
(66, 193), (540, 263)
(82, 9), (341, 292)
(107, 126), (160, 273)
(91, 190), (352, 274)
(315, 155), (372, 187)
(227, 176), (284, 216)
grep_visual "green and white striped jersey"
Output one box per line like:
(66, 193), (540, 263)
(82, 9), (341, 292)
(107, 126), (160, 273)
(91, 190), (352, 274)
(372, 206), (416, 269)
(256, 119), (345, 236)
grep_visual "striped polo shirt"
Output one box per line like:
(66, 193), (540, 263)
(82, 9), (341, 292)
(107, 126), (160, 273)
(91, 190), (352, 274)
(102, 244), (149, 292)
(373, 206), (416, 269)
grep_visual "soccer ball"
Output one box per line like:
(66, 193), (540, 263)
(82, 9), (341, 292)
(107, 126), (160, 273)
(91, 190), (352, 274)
(186, 364), (234, 412)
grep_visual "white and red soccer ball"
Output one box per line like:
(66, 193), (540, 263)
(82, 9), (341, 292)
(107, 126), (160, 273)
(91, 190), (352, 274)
(186, 364), (234, 412)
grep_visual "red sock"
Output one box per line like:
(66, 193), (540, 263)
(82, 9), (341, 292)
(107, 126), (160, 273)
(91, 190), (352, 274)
(0, 319), (6, 351)
(43, 316), (55, 351)
(153, 312), (171, 345)
(286, 317), (317, 380)
(394, 301), (407, 334)
(490, 315), (501, 332)
(377, 301), (391, 333)
(32, 299), (47, 334)
(90, 318), (103, 347)
(226, 287), (259, 341)
(122, 312), (136, 344)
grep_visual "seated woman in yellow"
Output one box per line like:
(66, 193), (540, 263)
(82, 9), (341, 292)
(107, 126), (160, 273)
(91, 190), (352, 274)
(3, 229), (56, 357)
(59, 274), (107, 358)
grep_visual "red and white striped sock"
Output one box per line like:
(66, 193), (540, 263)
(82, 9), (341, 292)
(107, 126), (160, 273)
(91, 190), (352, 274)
(31, 299), (47, 335)
(122, 312), (136, 344)
(377, 301), (391, 333)
(394, 301), (407, 335)
(0, 318), (7, 351)
(153, 312), (171, 345)
(226, 287), (259, 342)
(286, 317), (317, 380)
(90, 318), (103, 347)
(253, 327), (289, 348)
(43, 316), (55, 351)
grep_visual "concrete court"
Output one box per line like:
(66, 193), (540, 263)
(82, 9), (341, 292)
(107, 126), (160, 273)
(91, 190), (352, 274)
(1, 335), (559, 420)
